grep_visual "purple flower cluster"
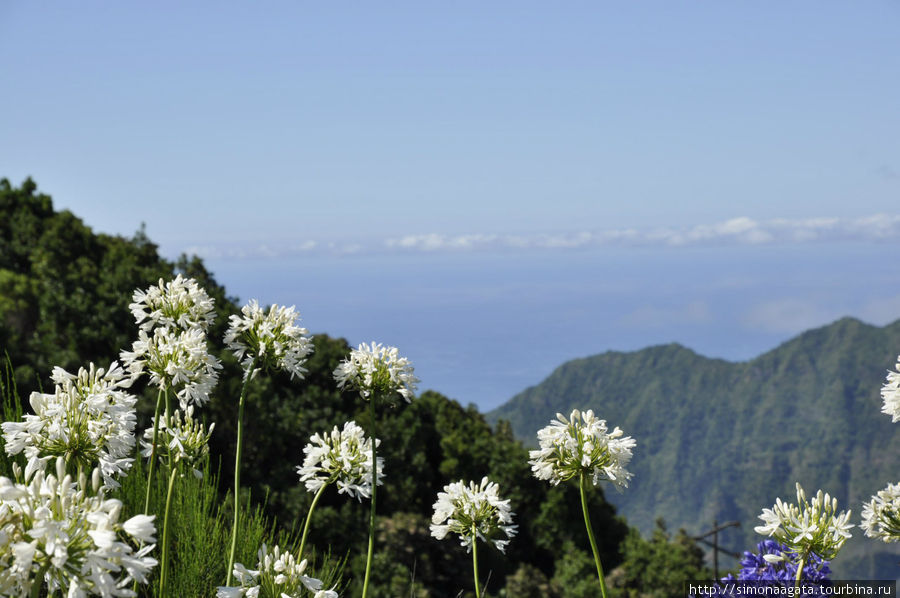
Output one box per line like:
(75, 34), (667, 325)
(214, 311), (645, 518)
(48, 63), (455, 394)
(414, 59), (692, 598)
(725, 539), (831, 583)
(690, 541), (831, 597)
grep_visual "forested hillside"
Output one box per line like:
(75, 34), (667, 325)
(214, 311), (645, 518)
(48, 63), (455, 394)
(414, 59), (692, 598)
(489, 318), (900, 579)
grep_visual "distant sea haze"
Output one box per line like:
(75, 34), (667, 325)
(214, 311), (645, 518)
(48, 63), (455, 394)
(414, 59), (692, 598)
(205, 240), (900, 411)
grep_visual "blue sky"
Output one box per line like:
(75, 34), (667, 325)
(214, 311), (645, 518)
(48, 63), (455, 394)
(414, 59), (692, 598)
(2, 2), (899, 409)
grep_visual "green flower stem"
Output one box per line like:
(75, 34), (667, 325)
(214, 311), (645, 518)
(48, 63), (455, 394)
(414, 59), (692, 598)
(164, 385), (172, 433)
(794, 552), (806, 591)
(361, 394), (378, 598)
(30, 562), (50, 598)
(143, 388), (165, 514)
(227, 359), (257, 587)
(472, 524), (482, 598)
(158, 465), (178, 598)
(298, 482), (328, 561)
(580, 471), (608, 598)
(164, 386), (174, 471)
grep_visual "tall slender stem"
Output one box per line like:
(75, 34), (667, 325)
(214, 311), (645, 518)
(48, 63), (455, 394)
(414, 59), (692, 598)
(580, 472), (608, 598)
(361, 394), (377, 598)
(30, 562), (50, 598)
(472, 524), (482, 598)
(227, 360), (257, 587)
(159, 465), (178, 598)
(298, 482), (328, 561)
(143, 388), (164, 514)
(794, 552), (806, 591)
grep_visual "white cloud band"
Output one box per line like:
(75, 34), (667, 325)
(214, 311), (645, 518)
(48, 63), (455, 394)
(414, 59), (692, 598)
(184, 214), (900, 259)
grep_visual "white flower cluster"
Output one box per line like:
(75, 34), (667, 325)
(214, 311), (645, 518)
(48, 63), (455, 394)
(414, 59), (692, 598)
(1, 362), (136, 489)
(224, 299), (314, 380)
(141, 407), (214, 478)
(528, 409), (636, 491)
(754, 482), (854, 561)
(430, 477), (518, 553)
(123, 276), (222, 408)
(297, 421), (383, 501)
(129, 274), (216, 333)
(121, 327), (222, 409)
(0, 458), (157, 596)
(881, 355), (900, 423)
(333, 342), (418, 402)
(217, 544), (337, 598)
(861, 482), (900, 543)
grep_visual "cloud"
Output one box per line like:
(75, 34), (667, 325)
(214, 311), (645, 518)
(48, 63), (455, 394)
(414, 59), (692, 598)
(383, 215), (900, 254)
(385, 233), (502, 252)
(655, 217), (775, 246)
(183, 240), (319, 260)
(180, 214), (900, 260)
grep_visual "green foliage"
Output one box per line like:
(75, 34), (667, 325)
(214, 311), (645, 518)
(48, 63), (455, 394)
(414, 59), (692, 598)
(609, 520), (710, 598)
(350, 512), (456, 598)
(0, 177), (172, 393)
(500, 563), (555, 598)
(489, 320), (900, 578)
(550, 541), (599, 598)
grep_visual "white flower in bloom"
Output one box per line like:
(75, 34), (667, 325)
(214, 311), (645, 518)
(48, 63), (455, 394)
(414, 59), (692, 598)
(754, 483), (853, 561)
(121, 327), (221, 409)
(1, 362), (136, 489)
(881, 356), (900, 422)
(333, 342), (418, 402)
(0, 457), (157, 595)
(297, 421), (383, 501)
(224, 299), (313, 380)
(861, 482), (900, 543)
(528, 409), (636, 491)
(141, 407), (214, 478)
(129, 274), (216, 332)
(430, 477), (518, 553)
(216, 544), (337, 598)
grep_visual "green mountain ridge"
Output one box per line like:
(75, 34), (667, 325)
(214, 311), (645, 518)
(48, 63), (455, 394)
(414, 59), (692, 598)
(488, 316), (900, 579)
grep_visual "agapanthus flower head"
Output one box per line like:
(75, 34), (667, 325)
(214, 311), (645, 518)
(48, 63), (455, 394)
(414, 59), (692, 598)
(332, 342), (418, 402)
(121, 326), (222, 409)
(296, 421), (383, 501)
(216, 543), (337, 598)
(130, 274), (216, 333)
(141, 407), (214, 478)
(1, 362), (136, 489)
(861, 482), (900, 543)
(224, 299), (313, 380)
(693, 541), (832, 596)
(0, 457), (157, 595)
(430, 476), (518, 553)
(731, 540), (831, 583)
(528, 409), (636, 491)
(754, 483), (853, 562)
(881, 355), (900, 423)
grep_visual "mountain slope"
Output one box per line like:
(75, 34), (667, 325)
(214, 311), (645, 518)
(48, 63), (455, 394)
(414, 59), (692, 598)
(489, 317), (900, 578)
